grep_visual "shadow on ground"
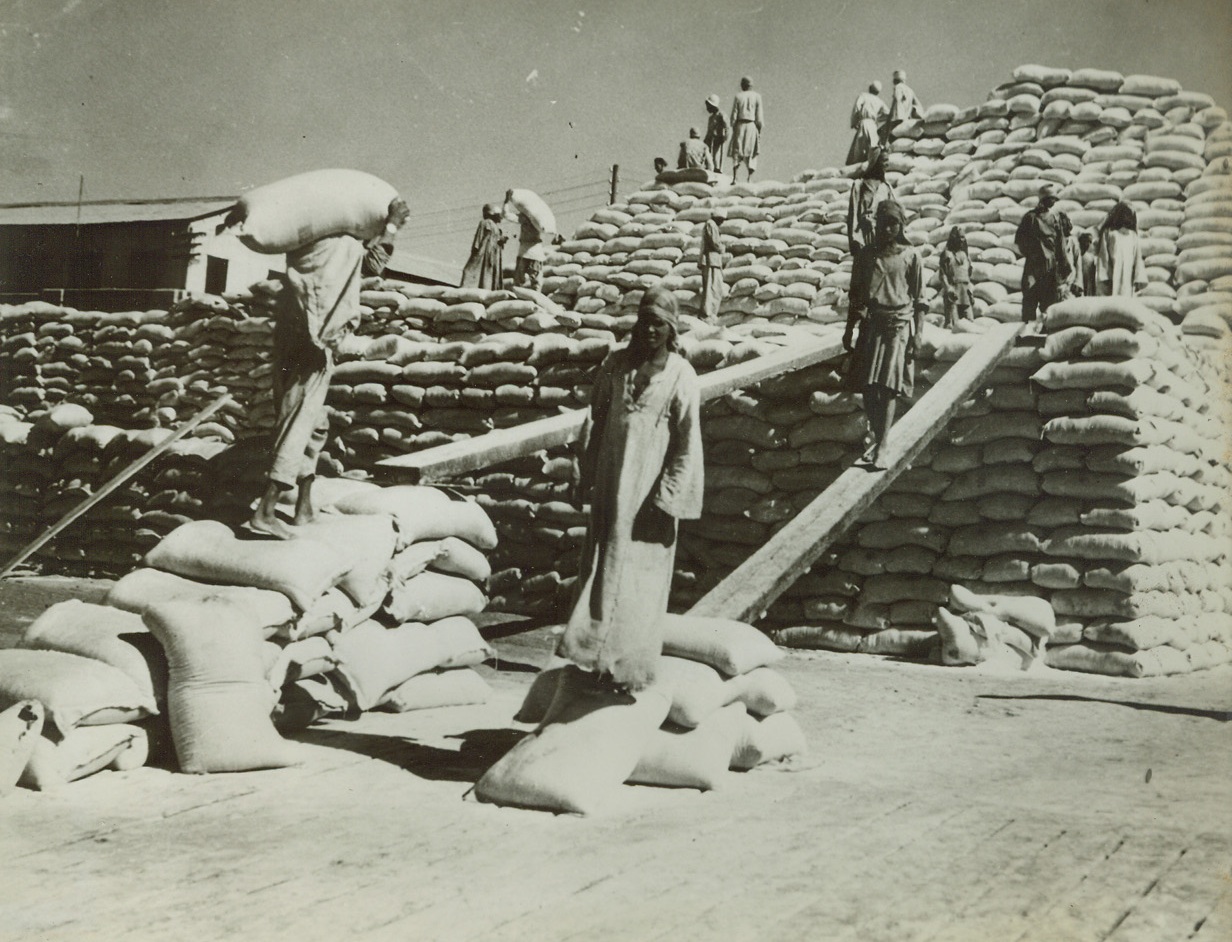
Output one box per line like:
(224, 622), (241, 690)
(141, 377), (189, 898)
(292, 726), (526, 781)
(977, 693), (1231, 721)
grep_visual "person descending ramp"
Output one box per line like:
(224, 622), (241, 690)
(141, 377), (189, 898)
(687, 322), (1024, 623)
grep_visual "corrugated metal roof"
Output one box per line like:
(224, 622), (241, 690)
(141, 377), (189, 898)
(0, 197), (237, 226)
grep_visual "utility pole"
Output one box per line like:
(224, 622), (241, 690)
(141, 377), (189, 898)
(609, 164), (619, 204)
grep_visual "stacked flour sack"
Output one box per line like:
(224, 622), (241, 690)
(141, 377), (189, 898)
(0, 297), (258, 435)
(152, 294), (275, 439)
(0, 482), (499, 791)
(0, 601), (157, 792)
(1176, 124), (1232, 345)
(474, 614), (804, 815)
(849, 67), (1226, 325)
(1027, 296), (1232, 676)
(741, 322), (1046, 656)
(671, 359), (864, 612)
(544, 175), (860, 329)
(0, 402), (235, 575)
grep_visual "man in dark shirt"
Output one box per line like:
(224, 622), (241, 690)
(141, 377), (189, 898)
(1014, 183), (1071, 328)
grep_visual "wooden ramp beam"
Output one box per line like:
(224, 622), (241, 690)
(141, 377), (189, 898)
(687, 322), (1023, 623)
(0, 393), (233, 579)
(376, 338), (843, 484)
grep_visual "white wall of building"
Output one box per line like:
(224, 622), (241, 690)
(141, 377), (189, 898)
(184, 214), (285, 294)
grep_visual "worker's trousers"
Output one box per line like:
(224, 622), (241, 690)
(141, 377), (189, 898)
(268, 315), (334, 488)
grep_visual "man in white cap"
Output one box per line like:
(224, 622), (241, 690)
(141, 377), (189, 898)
(700, 205), (727, 321)
(677, 127), (713, 171)
(883, 69), (924, 143)
(1014, 182), (1071, 328)
(729, 76), (763, 182)
(846, 81), (888, 165)
(703, 94), (728, 173)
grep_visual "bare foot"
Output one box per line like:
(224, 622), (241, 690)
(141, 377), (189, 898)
(244, 515), (297, 540)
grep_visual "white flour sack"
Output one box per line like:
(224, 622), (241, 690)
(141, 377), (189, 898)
(144, 597), (304, 774)
(20, 600), (156, 701)
(20, 724), (148, 791)
(505, 188), (557, 236)
(628, 702), (745, 791)
(144, 520), (350, 612)
(474, 666), (671, 815)
(0, 700), (44, 797)
(231, 169), (398, 254)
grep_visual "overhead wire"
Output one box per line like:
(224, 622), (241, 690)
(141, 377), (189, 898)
(399, 189), (610, 240)
(402, 173), (610, 223)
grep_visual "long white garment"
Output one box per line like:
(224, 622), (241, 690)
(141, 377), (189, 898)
(1096, 228), (1147, 296)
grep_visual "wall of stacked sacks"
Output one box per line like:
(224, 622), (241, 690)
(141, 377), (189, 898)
(1, 64), (1229, 676)
(542, 66), (1232, 333)
(0, 282), (800, 588)
(766, 304), (1232, 677)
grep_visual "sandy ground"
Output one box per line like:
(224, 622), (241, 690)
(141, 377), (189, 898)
(1, 575), (1230, 942)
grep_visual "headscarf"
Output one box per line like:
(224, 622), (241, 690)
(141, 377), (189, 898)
(638, 286), (681, 332)
(1036, 182), (1059, 208)
(876, 199), (911, 245)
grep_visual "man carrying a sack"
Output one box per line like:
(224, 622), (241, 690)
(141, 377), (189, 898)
(248, 197), (409, 538)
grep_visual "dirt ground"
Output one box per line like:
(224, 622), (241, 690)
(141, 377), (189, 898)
(1, 575), (1229, 942)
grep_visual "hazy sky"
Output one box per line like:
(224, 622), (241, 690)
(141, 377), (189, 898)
(2, 0), (1230, 266)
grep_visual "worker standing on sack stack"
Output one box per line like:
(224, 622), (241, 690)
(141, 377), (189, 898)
(846, 81), (888, 166)
(460, 203), (507, 290)
(703, 94), (728, 173)
(844, 200), (927, 471)
(678, 127), (713, 171)
(1014, 182), (1070, 329)
(504, 188), (558, 291)
(846, 147), (900, 263)
(729, 76), (763, 183)
(558, 286), (704, 693)
(700, 206), (727, 321)
(882, 69), (924, 143)
(248, 197), (410, 539)
(938, 227), (972, 329)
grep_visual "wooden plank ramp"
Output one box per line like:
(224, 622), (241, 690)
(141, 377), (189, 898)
(687, 321), (1023, 622)
(375, 337), (843, 484)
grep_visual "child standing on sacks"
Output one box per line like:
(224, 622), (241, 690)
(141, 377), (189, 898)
(938, 227), (972, 329)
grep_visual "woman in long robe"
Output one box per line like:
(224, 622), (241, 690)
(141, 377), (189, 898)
(460, 203), (505, 290)
(1096, 201), (1148, 297)
(558, 287), (704, 691)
